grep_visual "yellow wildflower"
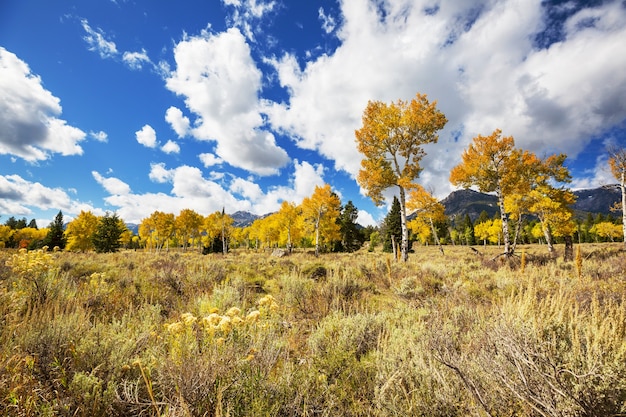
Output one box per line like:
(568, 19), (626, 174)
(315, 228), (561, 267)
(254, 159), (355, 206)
(203, 313), (222, 326)
(246, 310), (261, 323)
(218, 316), (232, 333)
(225, 306), (241, 317)
(181, 312), (197, 326)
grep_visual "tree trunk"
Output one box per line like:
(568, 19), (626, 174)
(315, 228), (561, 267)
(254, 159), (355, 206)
(429, 217), (444, 255)
(496, 188), (511, 256)
(391, 234), (397, 259)
(621, 172), (626, 249)
(314, 217), (320, 257)
(398, 186), (409, 262)
(541, 220), (555, 256)
(563, 235), (574, 262)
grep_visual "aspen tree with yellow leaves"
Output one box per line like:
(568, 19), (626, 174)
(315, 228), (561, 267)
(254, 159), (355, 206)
(64, 210), (99, 252)
(608, 146), (626, 248)
(276, 201), (302, 252)
(175, 208), (203, 251)
(450, 130), (545, 257)
(355, 93), (447, 262)
(406, 185), (446, 254)
(300, 184), (341, 256)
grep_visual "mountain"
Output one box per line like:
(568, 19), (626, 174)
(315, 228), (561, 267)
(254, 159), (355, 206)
(441, 187), (621, 223)
(230, 211), (264, 227)
(572, 188), (621, 217)
(441, 189), (498, 222)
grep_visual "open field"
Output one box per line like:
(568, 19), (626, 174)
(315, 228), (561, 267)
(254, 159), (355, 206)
(1, 244), (625, 416)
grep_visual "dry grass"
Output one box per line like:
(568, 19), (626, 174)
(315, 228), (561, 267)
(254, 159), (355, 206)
(0, 243), (624, 416)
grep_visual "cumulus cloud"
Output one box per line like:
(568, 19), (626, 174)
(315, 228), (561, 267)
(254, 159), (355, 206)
(95, 159), (325, 223)
(92, 171), (131, 195)
(161, 140), (180, 154)
(135, 124), (158, 148)
(264, 0), (626, 198)
(0, 48), (86, 162)
(165, 106), (190, 138)
(199, 152), (223, 167)
(0, 174), (96, 217)
(165, 27), (290, 175)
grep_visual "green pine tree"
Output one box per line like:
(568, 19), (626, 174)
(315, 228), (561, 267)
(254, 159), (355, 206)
(92, 213), (126, 253)
(382, 196), (402, 253)
(337, 200), (364, 252)
(43, 211), (66, 250)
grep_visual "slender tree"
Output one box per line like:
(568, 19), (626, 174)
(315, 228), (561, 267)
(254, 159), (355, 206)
(608, 146), (626, 248)
(301, 184), (341, 256)
(355, 93), (447, 261)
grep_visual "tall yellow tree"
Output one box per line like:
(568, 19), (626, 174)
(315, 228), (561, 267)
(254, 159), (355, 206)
(300, 184), (341, 256)
(355, 93), (447, 262)
(450, 129), (536, 256)
(608, 146), (626, 248)
(406, 185), (446, 254)
(175, 209), (203, 251)
(276, 201), (302, 252)
(65, 210), (99, 252)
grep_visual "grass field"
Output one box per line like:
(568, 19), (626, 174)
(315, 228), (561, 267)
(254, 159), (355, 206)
(1, 243), (625, 416)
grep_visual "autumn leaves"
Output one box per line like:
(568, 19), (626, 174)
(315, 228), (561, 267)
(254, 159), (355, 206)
(355, 94), (576, 260)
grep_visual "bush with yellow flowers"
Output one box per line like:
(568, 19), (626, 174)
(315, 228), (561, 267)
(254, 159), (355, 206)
(5, 248), (58, 305)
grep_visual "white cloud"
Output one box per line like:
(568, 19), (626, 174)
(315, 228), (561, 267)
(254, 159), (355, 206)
(161, 140), (180, 154)
(89, 130), (108, 142)
(96, 160), (325, 223)
(92, 171), (132, 195)
(318, 7), (337, 34)
(148, 162), (172, 183)
(123, 49), (151, 70)
(357, 210), (377, 227)
(222, 0), (277, 41)
(81, 19), (118, 58)
(165, 106), (190, 138)
(265, 0), (626, 199)
(0, 174), (96, 217)
(0, 47), (86, 162)
(135, 124), (158, 148)
(166, 27), (290, 175)
(199, 152), (223, 167)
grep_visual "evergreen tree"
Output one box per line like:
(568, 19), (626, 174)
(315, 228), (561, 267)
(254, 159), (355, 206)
(43, 211), (66, 250)
(27, 219), (38, 229)
(92, 213), (125, 253)
(463, 214), (476, 246)
(476, 210), (490, 226)
(382, 196), (402, 253)
(336, 201), (364, 252)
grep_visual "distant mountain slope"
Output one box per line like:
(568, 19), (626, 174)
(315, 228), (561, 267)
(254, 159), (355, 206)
(230, 211), (263, 227)
(441, 187), (621, 222)
(572, 188), (621, 217)
(441, 189), (498, 221)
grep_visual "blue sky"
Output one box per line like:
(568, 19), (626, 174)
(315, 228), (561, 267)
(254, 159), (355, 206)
(1, 0), (625, 227)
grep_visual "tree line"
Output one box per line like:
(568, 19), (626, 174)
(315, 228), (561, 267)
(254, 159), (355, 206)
(1, 93), (625, 256)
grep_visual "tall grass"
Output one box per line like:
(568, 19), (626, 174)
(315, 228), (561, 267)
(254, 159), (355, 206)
(0, 244), (624, 416)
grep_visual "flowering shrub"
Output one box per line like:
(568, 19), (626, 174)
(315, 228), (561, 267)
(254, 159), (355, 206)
(162, 294), (280, 365)
(5, 248), (58, 304)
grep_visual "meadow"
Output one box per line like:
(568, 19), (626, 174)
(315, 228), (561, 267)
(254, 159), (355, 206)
(0, 244), (624, 416)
